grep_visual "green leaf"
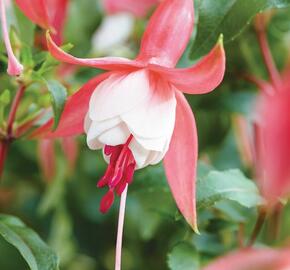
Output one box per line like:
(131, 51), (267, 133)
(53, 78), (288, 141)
(197, 169), (263, 209)
(37, 44), (73, 75)
(167, 243), (199, 270)
(190, 0), (290, 59)
(46, 80), (67, 130)
(0, 90), (11, 123)
(0, 89), (10, 105)
(21, 46), (34, 68)
(0, 215), (59, 270)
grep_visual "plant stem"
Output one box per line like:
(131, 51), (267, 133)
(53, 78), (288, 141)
(0, 85), (25, 179)
(268, 203), (283, 243)
(0, 142), (8, 178)
(7, 85), (26, 136)
(115, 184), (128, 270)
(238, 223), (245, 248)
(248, 207), (267, 247)
(255, 20), (282, 90)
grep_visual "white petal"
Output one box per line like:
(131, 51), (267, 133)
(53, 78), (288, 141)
(84, 113), (103, 150)
(98, 122), (130, 146)
(92, 13), (134, 54)
(128, 138), (150, 169)
(87, 137), (103, 150)
(86, 116), (121, 141)
(89, 70), (151, 121)
(84, 112), (91, 133)
(144, 151), (158, 165)
(102, 148), (110, 164)
(121, 76), (176, 138)
(134, 135), (167, 152)
(150, 152), (164, 165)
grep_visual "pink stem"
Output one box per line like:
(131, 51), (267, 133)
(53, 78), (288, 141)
(242, 74), (274, 95)
(0, 142), (8, 178)
(115, 184), (128, 270)
(255, 23), (282, 91)
(7, 85), (26, 136)
(0, 0), (23, 76)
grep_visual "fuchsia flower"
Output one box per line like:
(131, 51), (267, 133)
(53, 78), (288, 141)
(254, 82), (290, 206)
(36, 0), (225, 232)
(234, 15), (290, 208)
(202, 248), (290, 270)
(103, 0), (160, 18)
(235, 72), (290, 207)
(14, 0), (69, 45)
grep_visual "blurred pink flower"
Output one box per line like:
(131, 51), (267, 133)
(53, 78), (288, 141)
(38, 139), (56, 181)
(254, 85), (290, 206)
(103, 0), (160, 18)
(203, 248), (290, 270)
(34, 0), (225, 232)
(38, 137), (78, 182)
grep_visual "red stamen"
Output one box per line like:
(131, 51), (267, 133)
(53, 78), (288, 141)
(104, 145), (115, 155)
(100, 189), (115, 214)
(97, 135), (136, 213)
(124, 163), (135, 185)
(116, 178), (128, 196)
(109, 168), (123, 188)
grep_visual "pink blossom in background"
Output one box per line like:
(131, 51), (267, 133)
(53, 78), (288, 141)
(61, 137), (78, 172)
(38, 139), (56, 181)
(202, 248), (290, 270)
(242, 53), (290, 206)
(38, 137), (78, 182)
(103, 0), (160, 18)
(255, 86), (290, 206)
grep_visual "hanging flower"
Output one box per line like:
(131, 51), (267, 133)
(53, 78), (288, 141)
(35, 0), (225, 232)
(103, 0), (160, 18)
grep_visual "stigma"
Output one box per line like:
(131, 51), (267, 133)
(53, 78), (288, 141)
(98, 134), (136, 213)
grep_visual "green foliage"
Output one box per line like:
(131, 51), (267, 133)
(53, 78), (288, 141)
(0, 89), (10, 124)
(45, 80), (67, 130)
(191, 0), (290, 59)
(197, 169), (263, 209)
(168, 243), (199, 270)
(0, 215), (59, 270)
